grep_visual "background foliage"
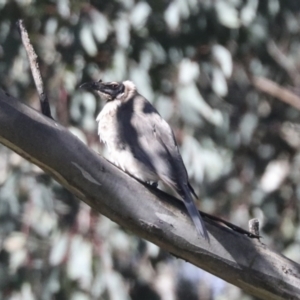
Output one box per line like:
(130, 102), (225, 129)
(0, 0), (299, 299)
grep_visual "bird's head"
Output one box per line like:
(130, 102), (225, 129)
(80, 80), (136, 102)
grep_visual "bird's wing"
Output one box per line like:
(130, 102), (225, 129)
(128, 98), (189, 187)
(128, 96), (209, 240)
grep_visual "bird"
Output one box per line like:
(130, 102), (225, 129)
(80, 79), (209, 241)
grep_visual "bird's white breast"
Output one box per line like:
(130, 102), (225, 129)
(96, 100), (158, 182)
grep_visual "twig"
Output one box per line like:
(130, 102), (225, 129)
(253, 76), (300, 111)
(267, 41), (300, 86)
(202, 211), (260, 239)
(248, 218), (260, 240)
(16, 19), (53, 119)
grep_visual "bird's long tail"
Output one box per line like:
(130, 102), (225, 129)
(178, 186), (209, 241)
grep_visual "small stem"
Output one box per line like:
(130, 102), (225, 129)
(249, 218), (260, 239)
(17, 19), (53, 119)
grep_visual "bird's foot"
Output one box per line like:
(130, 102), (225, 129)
(146, 181), (158, 188)
(151, 182), (158, 188)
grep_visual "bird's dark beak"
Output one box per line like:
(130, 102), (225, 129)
(80, 80), (122, 101)
(79, 80), (103, 91)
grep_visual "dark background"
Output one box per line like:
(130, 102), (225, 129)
(0, 0), (299, 299)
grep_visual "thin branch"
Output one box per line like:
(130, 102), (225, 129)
(267, 40), (300, 86)
(249, 218), (260, 238)
(253, 76), (300, 111)
(202, 211), (259, 238)
(0, 89), (299, 300)
(16, 19), (53, 119)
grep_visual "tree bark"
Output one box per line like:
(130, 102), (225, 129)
(0, 89), (299, 300)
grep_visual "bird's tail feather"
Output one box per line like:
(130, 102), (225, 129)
(179, 187), (209, 241)
(188, 182), (198, 199)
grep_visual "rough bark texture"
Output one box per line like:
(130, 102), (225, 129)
(0, 89), (299, 300)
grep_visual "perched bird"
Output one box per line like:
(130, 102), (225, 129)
(80, 80), (209, 241)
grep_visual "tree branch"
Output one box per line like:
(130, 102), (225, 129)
(17, 19), (53, 119)
(253, 76), (300, 111)
(0, 90), (299, 299)
(267, 41), (300, 86)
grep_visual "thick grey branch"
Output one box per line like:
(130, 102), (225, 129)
(0, 89), (299, 300)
